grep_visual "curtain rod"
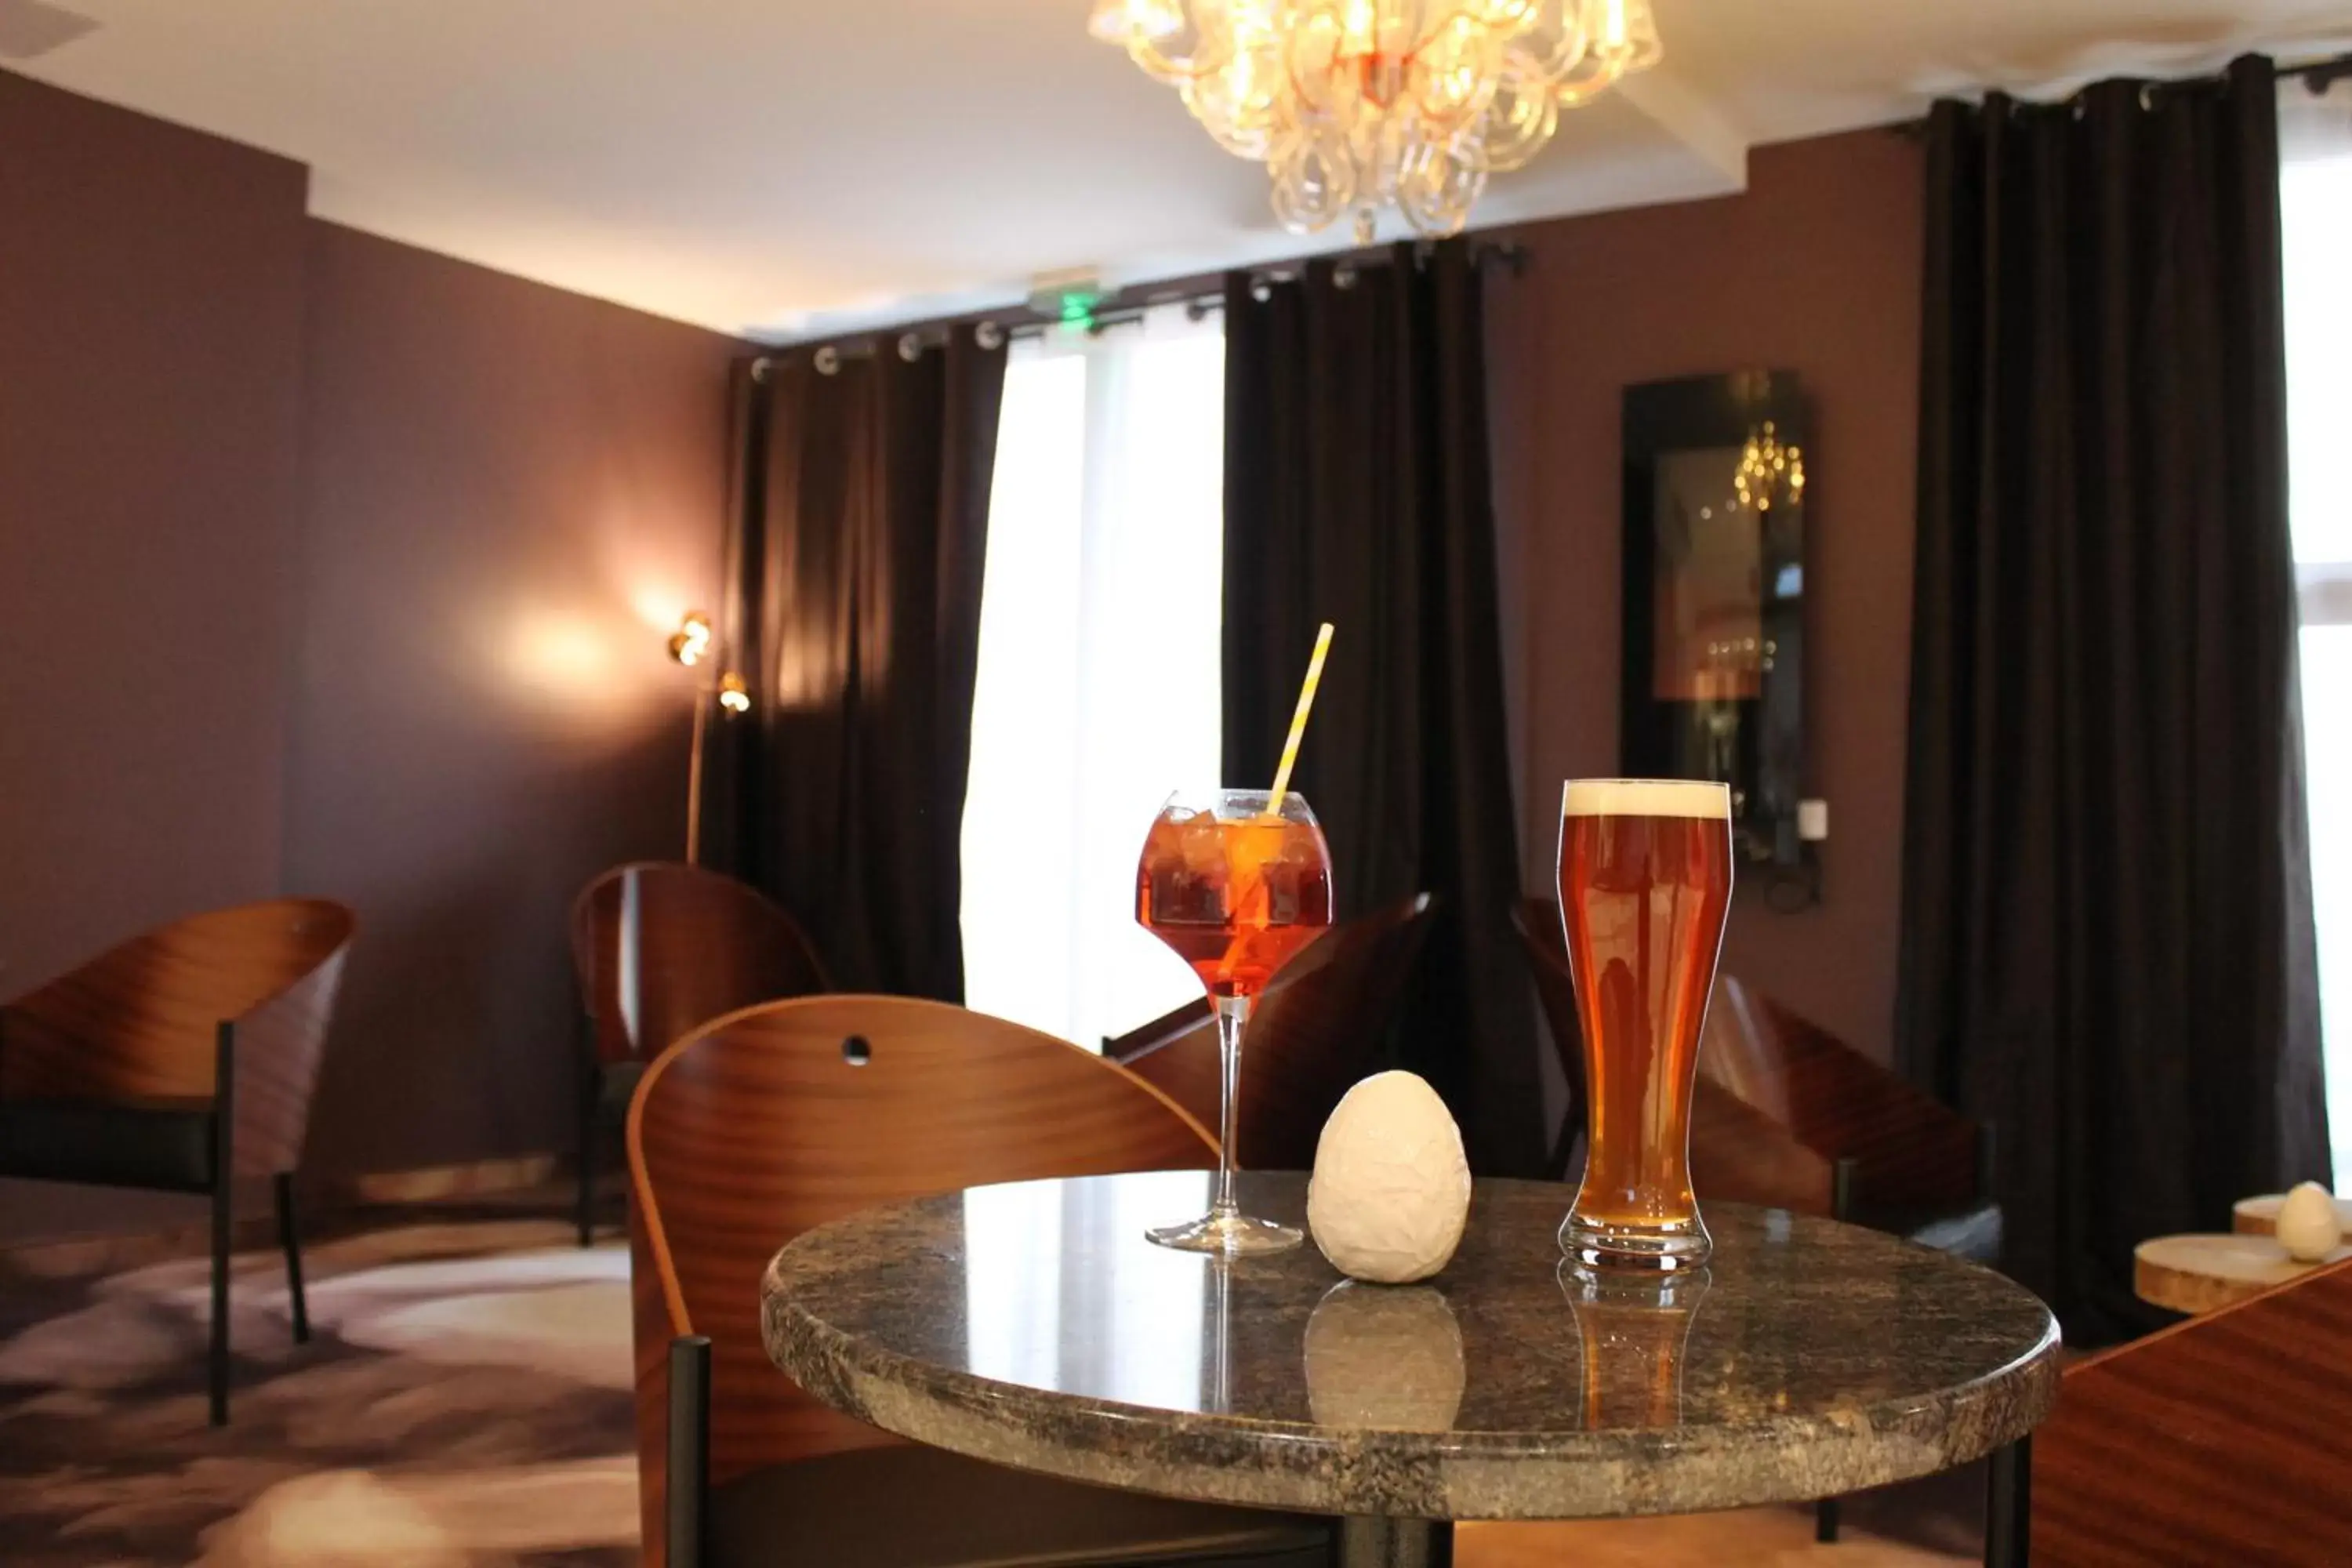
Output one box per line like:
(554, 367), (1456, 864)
(753, 238), (1530, 378)
(1888, 49), (2352, 136)
(2283, 52), (2352, 90)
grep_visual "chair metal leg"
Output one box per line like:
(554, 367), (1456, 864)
(1985, 1436), (2031, 1567)
(668, 1335), (713, 1568)
(275, 1172), (309, 1345)
(210, 1021), (235, 1427)
(576, 1014), (599, 1248)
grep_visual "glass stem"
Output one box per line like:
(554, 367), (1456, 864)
(1213, 993), (1251, 1220)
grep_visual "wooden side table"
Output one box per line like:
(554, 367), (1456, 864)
(2232, 1191), (2352, 1236)
(2134, 1232), (2352, 1315)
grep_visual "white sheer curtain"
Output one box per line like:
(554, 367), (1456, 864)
(2281, 76), (2352, 1189)
(960, 308), (1225, 1051)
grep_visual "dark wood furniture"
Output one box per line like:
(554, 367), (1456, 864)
(626, 993), (1337, 1567)
(2034, 1255), (2352, 1565)
(1107, 893), (1436, 1170)
(1697, 972), (1993, 1242)
(569, 862), (828, 1245)
(1512, 894), (2000, 1544)
(0, 898), (355, 1425)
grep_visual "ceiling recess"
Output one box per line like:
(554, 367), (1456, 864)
(0, 0), (101, 63)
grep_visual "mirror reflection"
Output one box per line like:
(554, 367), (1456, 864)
(1621, 371), (1809, 869)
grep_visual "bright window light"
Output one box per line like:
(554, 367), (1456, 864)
(962, 310), (1225, 1051)
(2282, 98), (2352, 1189)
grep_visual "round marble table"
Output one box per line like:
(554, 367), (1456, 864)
(764, 1172), (2060, 1566)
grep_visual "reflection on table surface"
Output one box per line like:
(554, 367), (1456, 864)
(771, 1171), (2058, 1439)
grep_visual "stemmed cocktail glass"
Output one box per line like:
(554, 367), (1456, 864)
(1136, 788), (1334, 1254)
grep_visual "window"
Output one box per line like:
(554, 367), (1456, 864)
(960, 309), (1225, 1051)
(2282, 83), (2352, 1189)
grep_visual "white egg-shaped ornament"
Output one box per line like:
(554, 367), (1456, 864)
(2275, 1181), (2345, 1264)
(1308, 1071), (1472, 1284)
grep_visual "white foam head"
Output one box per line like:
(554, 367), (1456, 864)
(1561, 779), (1732, 819)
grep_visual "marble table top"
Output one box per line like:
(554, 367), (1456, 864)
(762, 1172), (2060, 1520)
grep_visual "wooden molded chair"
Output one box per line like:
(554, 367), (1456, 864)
(0, 898), (355, 1425)
(1108, 893), (1437, 1171)
(2031, 1254), (2352, 1564)
(1696, 973), (1994, 1250)
(570, 862), (829, 1245)
(627, 994), (1337, 1568)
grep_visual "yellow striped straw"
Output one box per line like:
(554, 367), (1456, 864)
(1265, 622), (1334, 818)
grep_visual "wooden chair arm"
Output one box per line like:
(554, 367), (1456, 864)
(1700, 988), (1981, 1213)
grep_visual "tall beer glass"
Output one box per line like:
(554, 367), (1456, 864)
(1558, 779), (1733, 1271)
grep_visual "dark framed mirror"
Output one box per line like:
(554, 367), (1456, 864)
(1621, 370), (1809, 870)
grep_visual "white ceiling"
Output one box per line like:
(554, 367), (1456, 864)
(12, 1), (2352, 339)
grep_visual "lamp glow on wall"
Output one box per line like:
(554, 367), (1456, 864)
(670, 610), (750, 863)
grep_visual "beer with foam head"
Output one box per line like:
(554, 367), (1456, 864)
(1557, 779), (1733, 1271)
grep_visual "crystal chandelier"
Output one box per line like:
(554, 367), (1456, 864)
(1088, 1), (1664, 242)
(1735, 422), (1805, 514)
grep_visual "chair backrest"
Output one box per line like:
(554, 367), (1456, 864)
(570, 862), (829, 1065)
(2034, 1255), (2352, 1563)
(1112, 892), (1437, 1170)
(1510, 895), (1831, 1211)
(1696, 974), (1978, 1214)
(626, 994), (1216, 1561)
(1508, 896), (1589, 1131)
(0, 899), (356, 1175)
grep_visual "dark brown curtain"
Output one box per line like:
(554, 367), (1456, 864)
(1897, 56), (2329, 1339)
(1222, 241), (1545, 1177)
(713, 327), (1007, 999)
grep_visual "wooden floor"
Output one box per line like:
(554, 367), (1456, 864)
(1461, 1511), (1969, 1566)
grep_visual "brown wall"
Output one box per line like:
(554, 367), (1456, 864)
(0, 68), (741, 1236)
(1489, 129), (1926, 1066)
(0, 73), (310, 1237)
(289, 225), (737, 1178)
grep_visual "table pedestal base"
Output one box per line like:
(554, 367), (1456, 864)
(1339, 1518), (1452, 1567)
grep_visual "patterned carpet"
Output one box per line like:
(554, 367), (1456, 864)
(0, 1215), (637, 1567)
(0, 1207), (1975, 1566)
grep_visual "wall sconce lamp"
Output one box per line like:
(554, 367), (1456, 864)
(669, 610), (714, 667)
(670, 611), (750, 865)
